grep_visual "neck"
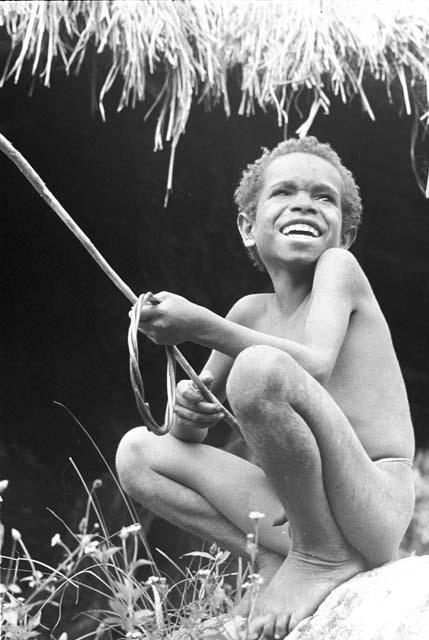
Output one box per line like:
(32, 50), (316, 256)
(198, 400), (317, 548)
(268, 262), (314, 314)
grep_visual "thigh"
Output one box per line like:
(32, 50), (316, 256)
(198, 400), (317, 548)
(278, 359), (414, 563)
(146, 432), (290, 555)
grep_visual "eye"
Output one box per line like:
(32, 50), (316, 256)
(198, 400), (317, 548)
(271, 187), (292, 197)
(315, 193), (334, 203)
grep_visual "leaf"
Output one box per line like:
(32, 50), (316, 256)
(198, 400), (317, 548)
(110, 578), (138, 601)
(108, 597), (129, 618)
(151, 584), (164, 631)
(99, 546), (122, 560)
(133, 608), (155, 622)
(182, 552), (214, 561)
(129, 558), (154, 573)
(28, 610), (42, 630)
(216, 551), (231, 565)
(100, 615), (122, 625)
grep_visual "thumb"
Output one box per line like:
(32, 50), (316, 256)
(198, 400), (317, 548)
(197, 369), (214, 389)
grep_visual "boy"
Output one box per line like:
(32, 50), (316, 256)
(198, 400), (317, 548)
(116, 137), (415, 639)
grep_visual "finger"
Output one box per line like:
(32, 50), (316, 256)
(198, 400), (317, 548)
(175, 404), (224, 423)
(177, 397), (224, 415)
(180, 384), (207, 403)
(138, 306), (157, 322)
(194, 400), (225, 414)
(174, 405), (224, 424)
(177, 391), (223, 410)
(152, 291), (168, 302)
(145, 292), (161, 305)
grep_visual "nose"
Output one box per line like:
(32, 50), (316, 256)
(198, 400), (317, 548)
(289, 190), (316, 214)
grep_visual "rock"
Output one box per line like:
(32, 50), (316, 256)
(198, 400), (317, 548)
(198, 556), (429, 640)
(289, 555), (429, 639)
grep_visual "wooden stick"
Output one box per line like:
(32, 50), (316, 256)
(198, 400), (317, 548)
(0, 133), (240, 434)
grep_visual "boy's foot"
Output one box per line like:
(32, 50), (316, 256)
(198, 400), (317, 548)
(232, 549), (284, 617)
(247, 548), (365, 639)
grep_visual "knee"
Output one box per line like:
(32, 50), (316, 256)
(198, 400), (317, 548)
(226, 346), (298, 419)
(115, 426), (156, 497)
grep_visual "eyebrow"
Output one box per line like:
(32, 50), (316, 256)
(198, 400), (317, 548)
(268, 179), (340, 197)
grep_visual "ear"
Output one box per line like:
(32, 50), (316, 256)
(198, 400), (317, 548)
(341, 226), (357, 250)
(237, 212), (256, 247)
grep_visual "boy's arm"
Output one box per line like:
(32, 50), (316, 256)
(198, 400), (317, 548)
(137, 249), (367, 390)
(193, 249), (367, 384)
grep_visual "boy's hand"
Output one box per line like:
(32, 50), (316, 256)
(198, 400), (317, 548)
(174, 371), (224, 430)
(134, 291), (208, 345)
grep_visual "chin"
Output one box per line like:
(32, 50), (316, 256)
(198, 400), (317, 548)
(283, 246), (325, 265)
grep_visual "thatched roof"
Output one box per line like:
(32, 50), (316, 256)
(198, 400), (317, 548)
(1, 0), (428, 199)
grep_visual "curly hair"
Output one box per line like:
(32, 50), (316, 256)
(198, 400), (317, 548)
(234, 137), (363, 270)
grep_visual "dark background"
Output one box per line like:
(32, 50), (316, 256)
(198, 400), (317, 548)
(1, 66), (429, 560)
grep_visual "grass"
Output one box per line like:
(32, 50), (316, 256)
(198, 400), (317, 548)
(2, 442), (429, 639)
(0, 474), (264, 640)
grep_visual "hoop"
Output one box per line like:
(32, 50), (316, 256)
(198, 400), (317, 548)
(128, 292), (177, 435)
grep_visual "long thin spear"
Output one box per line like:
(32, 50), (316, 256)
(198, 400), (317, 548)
(0, 133), (239, 434)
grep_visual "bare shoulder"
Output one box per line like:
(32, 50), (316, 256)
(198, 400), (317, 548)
(314, 248), (371, 301)
(226, 293), (271, 326)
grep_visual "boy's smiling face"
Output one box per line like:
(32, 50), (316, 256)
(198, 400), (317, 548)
(238, 152), (356, 270)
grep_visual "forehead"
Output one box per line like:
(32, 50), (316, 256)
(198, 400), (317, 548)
(262, 152), (344, 193)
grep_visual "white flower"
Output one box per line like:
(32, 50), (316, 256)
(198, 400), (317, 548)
(248, 511), (265, 520)
(51, 533), (61, 547)
(84, 540), (100, 555)
(197, 569), (210, 577)
(21, 571), (43, 588)
(78, 517), (88, 534)
(119, 523), (142, 539)
(11, 528), (22, 541)
(7, 583), (22, 594)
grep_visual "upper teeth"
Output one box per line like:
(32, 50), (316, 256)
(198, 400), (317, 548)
(282, 223), (320, 237)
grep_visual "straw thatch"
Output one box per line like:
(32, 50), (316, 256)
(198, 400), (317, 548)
(0, 0), (428, 199)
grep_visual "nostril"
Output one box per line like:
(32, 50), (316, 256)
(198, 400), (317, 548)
(290, 203), (316, 213)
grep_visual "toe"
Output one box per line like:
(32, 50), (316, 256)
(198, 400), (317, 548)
(261, 613), (277, 639)
(248, 615), (267, 640)
(273, 614), (290, 639)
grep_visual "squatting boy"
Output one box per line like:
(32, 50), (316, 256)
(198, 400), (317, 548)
(116, 137), (415, 639)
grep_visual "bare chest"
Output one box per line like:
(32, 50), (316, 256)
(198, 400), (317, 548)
(249, 303), (309, 344)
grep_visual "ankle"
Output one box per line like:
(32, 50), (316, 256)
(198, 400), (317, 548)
(254, 547), (284, 575)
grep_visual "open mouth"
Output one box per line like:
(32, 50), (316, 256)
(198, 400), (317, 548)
(280, 223), (321, 238)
